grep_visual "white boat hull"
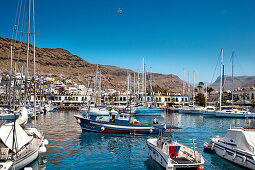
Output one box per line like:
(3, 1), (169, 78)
(214, 142), (255, 169)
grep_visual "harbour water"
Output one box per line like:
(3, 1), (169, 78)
(28, 111), (251, 170)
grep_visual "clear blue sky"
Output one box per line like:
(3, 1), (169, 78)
(1, 0), (255, 84)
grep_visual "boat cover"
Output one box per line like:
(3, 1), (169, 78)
(225, 129), (255, 154)
(0, 122), (31, 153)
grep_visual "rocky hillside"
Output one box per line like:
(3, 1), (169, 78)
(210, 75), (255, 90)
(0, 36), (186, 92)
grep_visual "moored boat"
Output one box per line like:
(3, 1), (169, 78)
(210, 127), (255, 169)
(147, 131), (204, 170)
(74, 113), (180, 134)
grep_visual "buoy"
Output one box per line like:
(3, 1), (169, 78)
(211, 143), (214, 150)
(39, 145), (47, 153)
(149, 129), (153, 133)
(197, 167), (203, 170)
(77, 119), (81, 124)
(101, 127), (105, 131)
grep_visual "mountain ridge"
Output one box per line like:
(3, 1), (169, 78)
(0, 36), (185, 93)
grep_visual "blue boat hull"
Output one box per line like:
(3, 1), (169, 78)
(74, 115), (177, 134)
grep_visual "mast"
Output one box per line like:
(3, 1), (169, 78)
(232, 51), (234, 109)
(9, 46), (13, 107)
(183, 69), (185, 106)
(193, 71), (195, 106)
(133, 72), (135, 95)
(219, 48), (223, 111)
(142, 58), (144, 98)
(94, 64), (98, 106)
(127, 72), (129, 95)
(33, 0), (36, 125)
(137, 69), (139, 101)
(144, 64), (146, 107)
(99, 70), (101, 105)
(24, 0), (31, 106)
(205, 83), (207, 107)
(150, 66), (152, 95)
(188, 72), (190, 99)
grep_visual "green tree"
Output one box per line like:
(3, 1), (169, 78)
(195, 93), (205, 106)
(205, 87), (214, 96)
(197, 82), (204, 92)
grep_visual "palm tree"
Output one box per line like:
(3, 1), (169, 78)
(197, 82), (204, 93)
(205, 87), (214, 97)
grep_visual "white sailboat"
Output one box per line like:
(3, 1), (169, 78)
(0, 1), (48, 169)
(215, 51), (255, 118)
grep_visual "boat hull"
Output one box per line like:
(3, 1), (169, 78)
(74, 115), (163, 134)
(216, 112), (255, 118)
(214, 142), (255, 169)
(134, 108), (164, 116)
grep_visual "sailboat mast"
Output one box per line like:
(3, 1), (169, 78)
(144, 64), (146, 107)
(33, 0), (36, 125)
(9, 46), (13, 107)
(137, 69), (139, 100)
(193, 71), (195, 106)
(205, 83), (207, 107)
(183, 69), (185, 106)
(219, 48), (223, 111)
(94, 64), (98, 105)
(99, 70), (101, 105)
(150, 66), (152, 95)
(24, 0), (31, 106)
(232, 51), (234, 109)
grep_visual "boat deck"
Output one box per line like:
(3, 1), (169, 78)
(171, 157), (195, 164)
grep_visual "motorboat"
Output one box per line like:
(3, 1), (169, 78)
(210, 127), (255, 169)
(74, 113), (181, 134)
(147, 131), (204, 170)
(202, 106), (216, 116)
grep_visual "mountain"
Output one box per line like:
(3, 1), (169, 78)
(210, 75), (255, 91)
(0, 37), (186, 93)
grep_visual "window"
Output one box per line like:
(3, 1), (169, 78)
(123, 97), (126, 101)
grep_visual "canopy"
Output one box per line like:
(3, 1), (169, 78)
(0, 122), (31, 153)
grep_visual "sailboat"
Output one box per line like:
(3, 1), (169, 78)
(0, 0), (48, 169)
(215, 51), (255, 118)
(134, 61), (164, 116)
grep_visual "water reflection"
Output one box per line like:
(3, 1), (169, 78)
(26, 110), (250, 170)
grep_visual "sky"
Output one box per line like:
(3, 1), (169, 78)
(0, 0), (255, 84)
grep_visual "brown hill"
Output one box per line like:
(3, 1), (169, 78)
(0, 37), (185, 93)
(210, 75), (255, 91)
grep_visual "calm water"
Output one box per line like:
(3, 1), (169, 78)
(27, 111), (253, 170)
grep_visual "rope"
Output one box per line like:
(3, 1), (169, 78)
(210, 50), (222, 84)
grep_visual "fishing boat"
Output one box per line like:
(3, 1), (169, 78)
(74, 113), (180, 134)
(147, 131), (204, 170)
(210, 127), (255, 169)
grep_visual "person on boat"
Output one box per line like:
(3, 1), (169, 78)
(153, 117), (158, 124)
